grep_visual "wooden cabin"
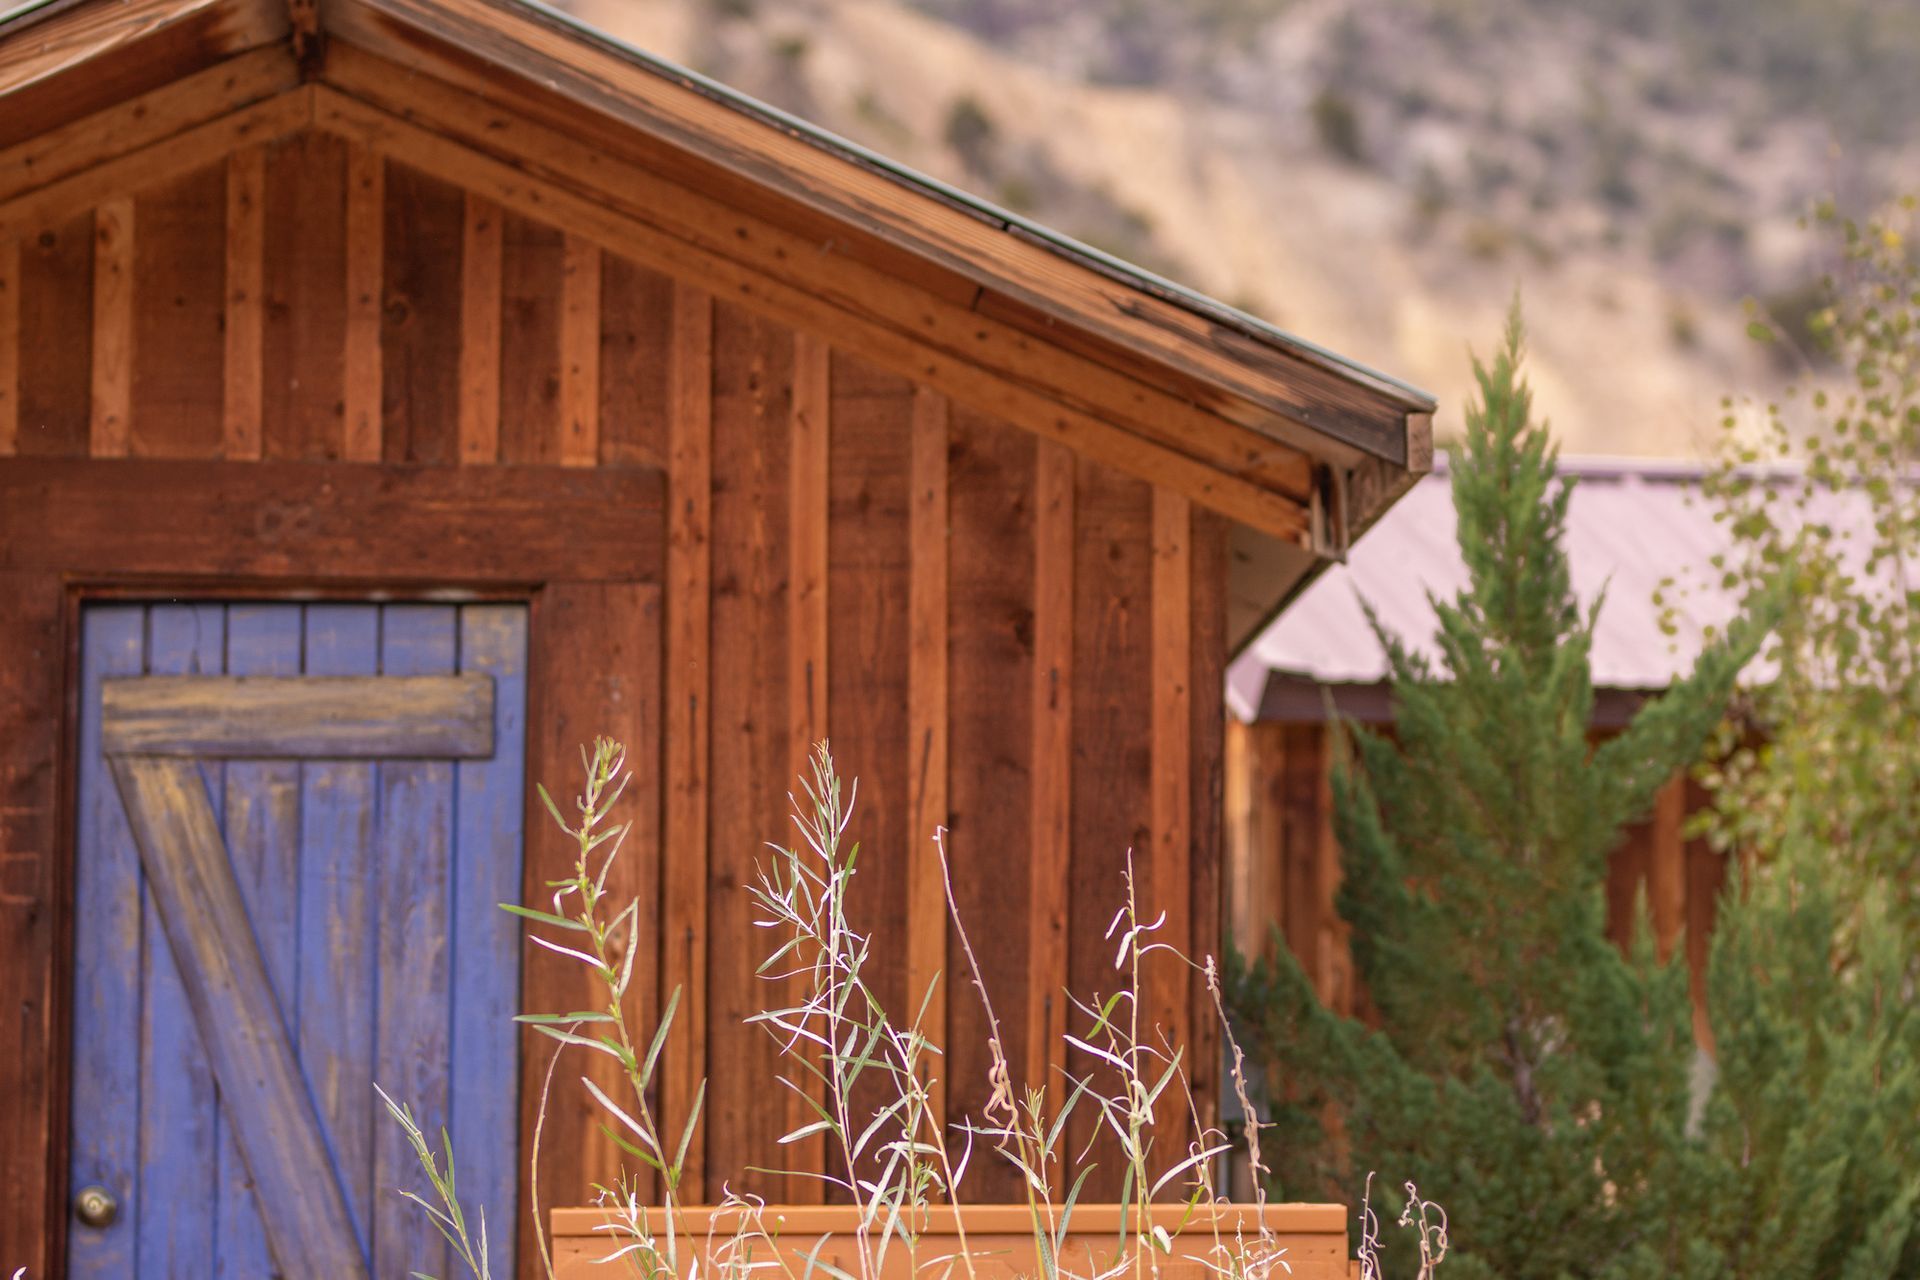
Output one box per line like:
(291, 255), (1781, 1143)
(1224, 461), (1746, 1041)
(0, 0), (1435, 1273)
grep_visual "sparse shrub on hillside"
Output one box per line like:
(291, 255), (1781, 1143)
(943, 93), (998, 172)
(1309, 87), (1365, 165)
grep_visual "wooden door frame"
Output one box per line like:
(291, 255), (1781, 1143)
(0, 455), (664, 1275)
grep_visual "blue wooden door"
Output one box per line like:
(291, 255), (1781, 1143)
(67, 602), (527, 1278)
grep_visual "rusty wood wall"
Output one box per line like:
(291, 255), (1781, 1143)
(1225, 720), (1725, 1039)
(0, 121), (1229, 1268)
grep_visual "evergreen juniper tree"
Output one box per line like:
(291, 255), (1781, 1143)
(1227, 310), (1919, 1278)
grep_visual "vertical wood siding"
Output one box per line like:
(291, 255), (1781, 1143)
(1, 139), (1233, 1267)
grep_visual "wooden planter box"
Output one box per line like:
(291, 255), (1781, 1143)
(552, 1203), (1356, 1280)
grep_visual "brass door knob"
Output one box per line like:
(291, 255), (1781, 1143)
(74, 1185), (118, 1229)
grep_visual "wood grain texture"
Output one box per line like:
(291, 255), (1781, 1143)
(309, 86), (1314, 543)
(310, 50), (1325, 500)
(453, 605), (528, 1268)
(372, 607), (455, 1280)
(500, 211), (563, 465)
(1067, 458), (1154, 1200)
(0, 90), (309, 246)
(786, 328), (831, 1201)
(108, 754), (370, 1279)
(0, 0), (288, 152)
(343, 143), (384, 462)
(380, 161), (464, 465)
(1148, 488), (1193, 1101)
(906, 384), (949, 1131)
(559, 233), (600, 466)
(1185, 508), (1229, 1133)
(262, 130), (348, 461)
(132, 164), (225, 459)
(0, 237), (16, 454)
(318, 0), (1424, 460)
(825, 350), (913, 1194)
(550, 1202), (1354, 1280)
(0, 457), (664, 581)
(15, 209), (91, 457)
(223, 145), (265, 459)
(458, 192), (503, 463)
(87, 196), (133, 457)
(1027, 437), (1074, 1107)
(661, 280), (712, 1195)
(944, 407), (1035, 1204)
(705, 301), (795, 1202)
(101, 674), (493, 757)
(597, 253), (672, 469)
(215, 604), (303, 1277)
(518, 582), (660, 1277)
(297, 605), (381, 1249)
(134, 605), (221, 1279)
(0, 45), (297, 204)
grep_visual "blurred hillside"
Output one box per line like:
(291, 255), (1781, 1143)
(567, 0), (1918, 455)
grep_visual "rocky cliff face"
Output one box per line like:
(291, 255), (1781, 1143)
(568, 0), (1918, 456)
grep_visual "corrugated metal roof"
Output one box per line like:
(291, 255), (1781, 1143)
(1228, 456), (1872, 721)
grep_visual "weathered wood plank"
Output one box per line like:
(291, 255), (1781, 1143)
(0, 237), (17, 454)
(453, 604), (527, 1272)
(945, 407), (1036, 1204)
(223, 144), (265, 459)
(373, 606), (456, 1280)
(102, 674), (492, 757)
(518, 582), (661, 1277)
(500, 211), (563, 465)
(16, 210), (92, 457)
(321, 0), (1422, 458)
(826, 350), (913, 1192)
(1186, 507), (1230, 1132)
(0, 457), (665, 581)
(906, 384), (949, 1132)
(380, 162), (464, 465)
(660, 279), (712, 1195)
(87, 195), (133, 457)
(0, 90), (310, 246)
(343, 143), (384, 462)
(134, 605), (220, 1278)
(108, 753), (369, 1278)
(0, 581), (64, 1271)
(65, 605), (147, 1280)
(0, 0), (289, 152)
(310, 87), (1314, 543)
(598, 254), (671, 468)
(559, 233), (600, 467)
(786, 327), (831, 1201)
(705, 301), (795, 1202)
(0, 45), (297, 204)
(1148, 489), (1193, 1131)
(132, 164), (225, 458)
(1067, 458), (1154, 1200)
(214, 603), (303, 1277)
(263, 129), (348, 461)
(314, 48), (1334, 500)
(457, 192), (502, 464)
(1027, 437), (1074, 1108)
(297, 605), (380, 1250)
